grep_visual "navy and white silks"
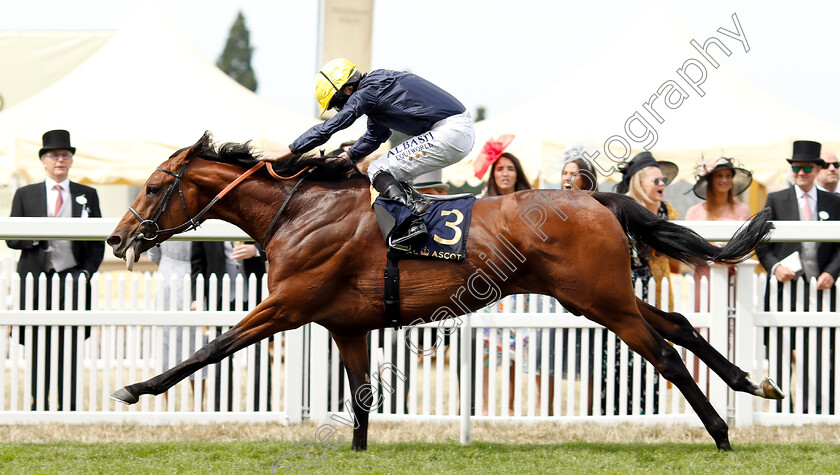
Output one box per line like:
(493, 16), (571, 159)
(290, 69), (475, 182)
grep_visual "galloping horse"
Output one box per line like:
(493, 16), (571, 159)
(107, 133), (781, 451)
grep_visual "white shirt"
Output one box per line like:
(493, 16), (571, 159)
(816, 184), (840, 195)
(45, 177), (70, 217)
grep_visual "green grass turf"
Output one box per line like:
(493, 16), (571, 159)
(1, 441), (839, 474)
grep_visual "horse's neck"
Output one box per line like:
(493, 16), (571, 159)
(211, 176), (371, 245)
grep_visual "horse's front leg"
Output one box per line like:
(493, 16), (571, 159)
(331, 331), (372, 451)
(110, 293), (297, 405)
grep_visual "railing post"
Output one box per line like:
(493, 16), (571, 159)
(284, 326), (304, 424)
(734, 260), (758, 427)
(308, 324), (330, 422)
(708, 264), (729, 419)
(460, 314), (471, 445)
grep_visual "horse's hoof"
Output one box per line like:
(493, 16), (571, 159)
(758, 378), (786, 400)
(717, 441), (733, 452)
(110, 387), (139, 405)
(351, 442), (368, 451)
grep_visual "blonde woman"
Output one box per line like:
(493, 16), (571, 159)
(616, 151), (680, 309)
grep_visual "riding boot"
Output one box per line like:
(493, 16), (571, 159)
(380, 183), (428, 248)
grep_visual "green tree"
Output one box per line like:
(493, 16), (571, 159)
(216, 11), (257, 92)
(474, 106), (486, 122)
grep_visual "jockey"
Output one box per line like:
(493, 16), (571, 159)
(261, 58), (475, 247)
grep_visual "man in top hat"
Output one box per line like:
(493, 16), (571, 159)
(6, 129), (104, 410)
(756, 140), (840, 303)
(756, 140), (840, 414)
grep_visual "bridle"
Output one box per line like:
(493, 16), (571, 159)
(128, 162), (196, 242)
(128, 159), (311, 247)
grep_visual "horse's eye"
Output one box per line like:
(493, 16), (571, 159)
(146, 185), (159, 196)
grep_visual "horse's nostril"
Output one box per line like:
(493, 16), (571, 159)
(107, 235), (122, 247)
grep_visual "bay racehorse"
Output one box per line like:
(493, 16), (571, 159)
(107, 132), (782, 451)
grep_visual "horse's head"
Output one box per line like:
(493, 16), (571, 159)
(107, 133), (212, 269)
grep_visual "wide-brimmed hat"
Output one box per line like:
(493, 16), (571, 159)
(691, 157), (752, 199)
(614, 151), (678, 194)
(413, 170), (449, 192)
(39, 129), (75, 157)
(786, 140), (825, 166)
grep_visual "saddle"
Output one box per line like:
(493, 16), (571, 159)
(372, 188), (475, 329)
(373, 186), (475, 258)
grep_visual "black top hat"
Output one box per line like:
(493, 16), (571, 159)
(786, 140), (824, 166)
(615, 151), (678, 194)
(691, 157), (753, 199)
(39, 129), (75, 157)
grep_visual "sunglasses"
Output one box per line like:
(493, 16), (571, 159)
(825, 162), (840, 169)
(791, 165), (815, 174)
(652, 177), (669, 185)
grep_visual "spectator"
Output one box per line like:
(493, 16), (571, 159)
(559, 145), (599, 192)
(616, 151), (680, 308)
(756, 140), (840, 414)
(479, 151), (532, 197)
(6, 129), (104, 411)
(191, 241), (268, 411)
(613, 151), (678, 415)
(474, 136), (537, 414)
(685, 157), (752, 308)
(817, 151), (840, 195)
(412, 170), (449, 195)
(756, 140), (840, 311)
(559, 148), (599, 414)
(561, 158), (599, 192)
(148, 241), (207, 404)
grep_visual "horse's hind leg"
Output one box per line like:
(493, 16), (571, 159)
(636, 298), (784, 400)
(590, 304), (732, 451)
(331, 332), (372, 451)
(110, 294), (298, 405)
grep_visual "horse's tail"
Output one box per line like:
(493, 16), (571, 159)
(591, 192), (773, 266)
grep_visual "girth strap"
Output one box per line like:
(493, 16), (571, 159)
(383, 257), (401, 329)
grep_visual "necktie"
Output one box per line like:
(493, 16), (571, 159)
(54, 184), (63, 217)
(801, 192), (812, 221)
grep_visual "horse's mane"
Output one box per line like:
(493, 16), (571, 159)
(181, 132), (366, 182)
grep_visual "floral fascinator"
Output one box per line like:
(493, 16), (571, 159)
(473, 134), (515, 179)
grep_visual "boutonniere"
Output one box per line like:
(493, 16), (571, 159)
(75, 194), (90, 217)
(819, 210), (830, 221)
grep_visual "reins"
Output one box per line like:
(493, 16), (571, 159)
(129, 159), (311, 245)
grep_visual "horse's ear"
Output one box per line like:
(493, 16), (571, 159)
(181, 131), (214, 162)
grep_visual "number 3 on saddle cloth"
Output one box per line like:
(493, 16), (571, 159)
(372, 191), (475, 328)
(373, 193), (475, 260)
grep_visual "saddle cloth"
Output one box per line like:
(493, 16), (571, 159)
(373, 194), (474, 261)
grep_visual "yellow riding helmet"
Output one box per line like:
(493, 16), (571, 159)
(314, 58), (361, 116)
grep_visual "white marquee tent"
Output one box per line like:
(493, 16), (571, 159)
(0, 31), (113, 112)
(0, 4), (355, 186)
(448, 8), (840, 192)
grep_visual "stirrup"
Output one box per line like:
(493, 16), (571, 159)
(401, 182), (431, 215)
(389, 219), (428, 249)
